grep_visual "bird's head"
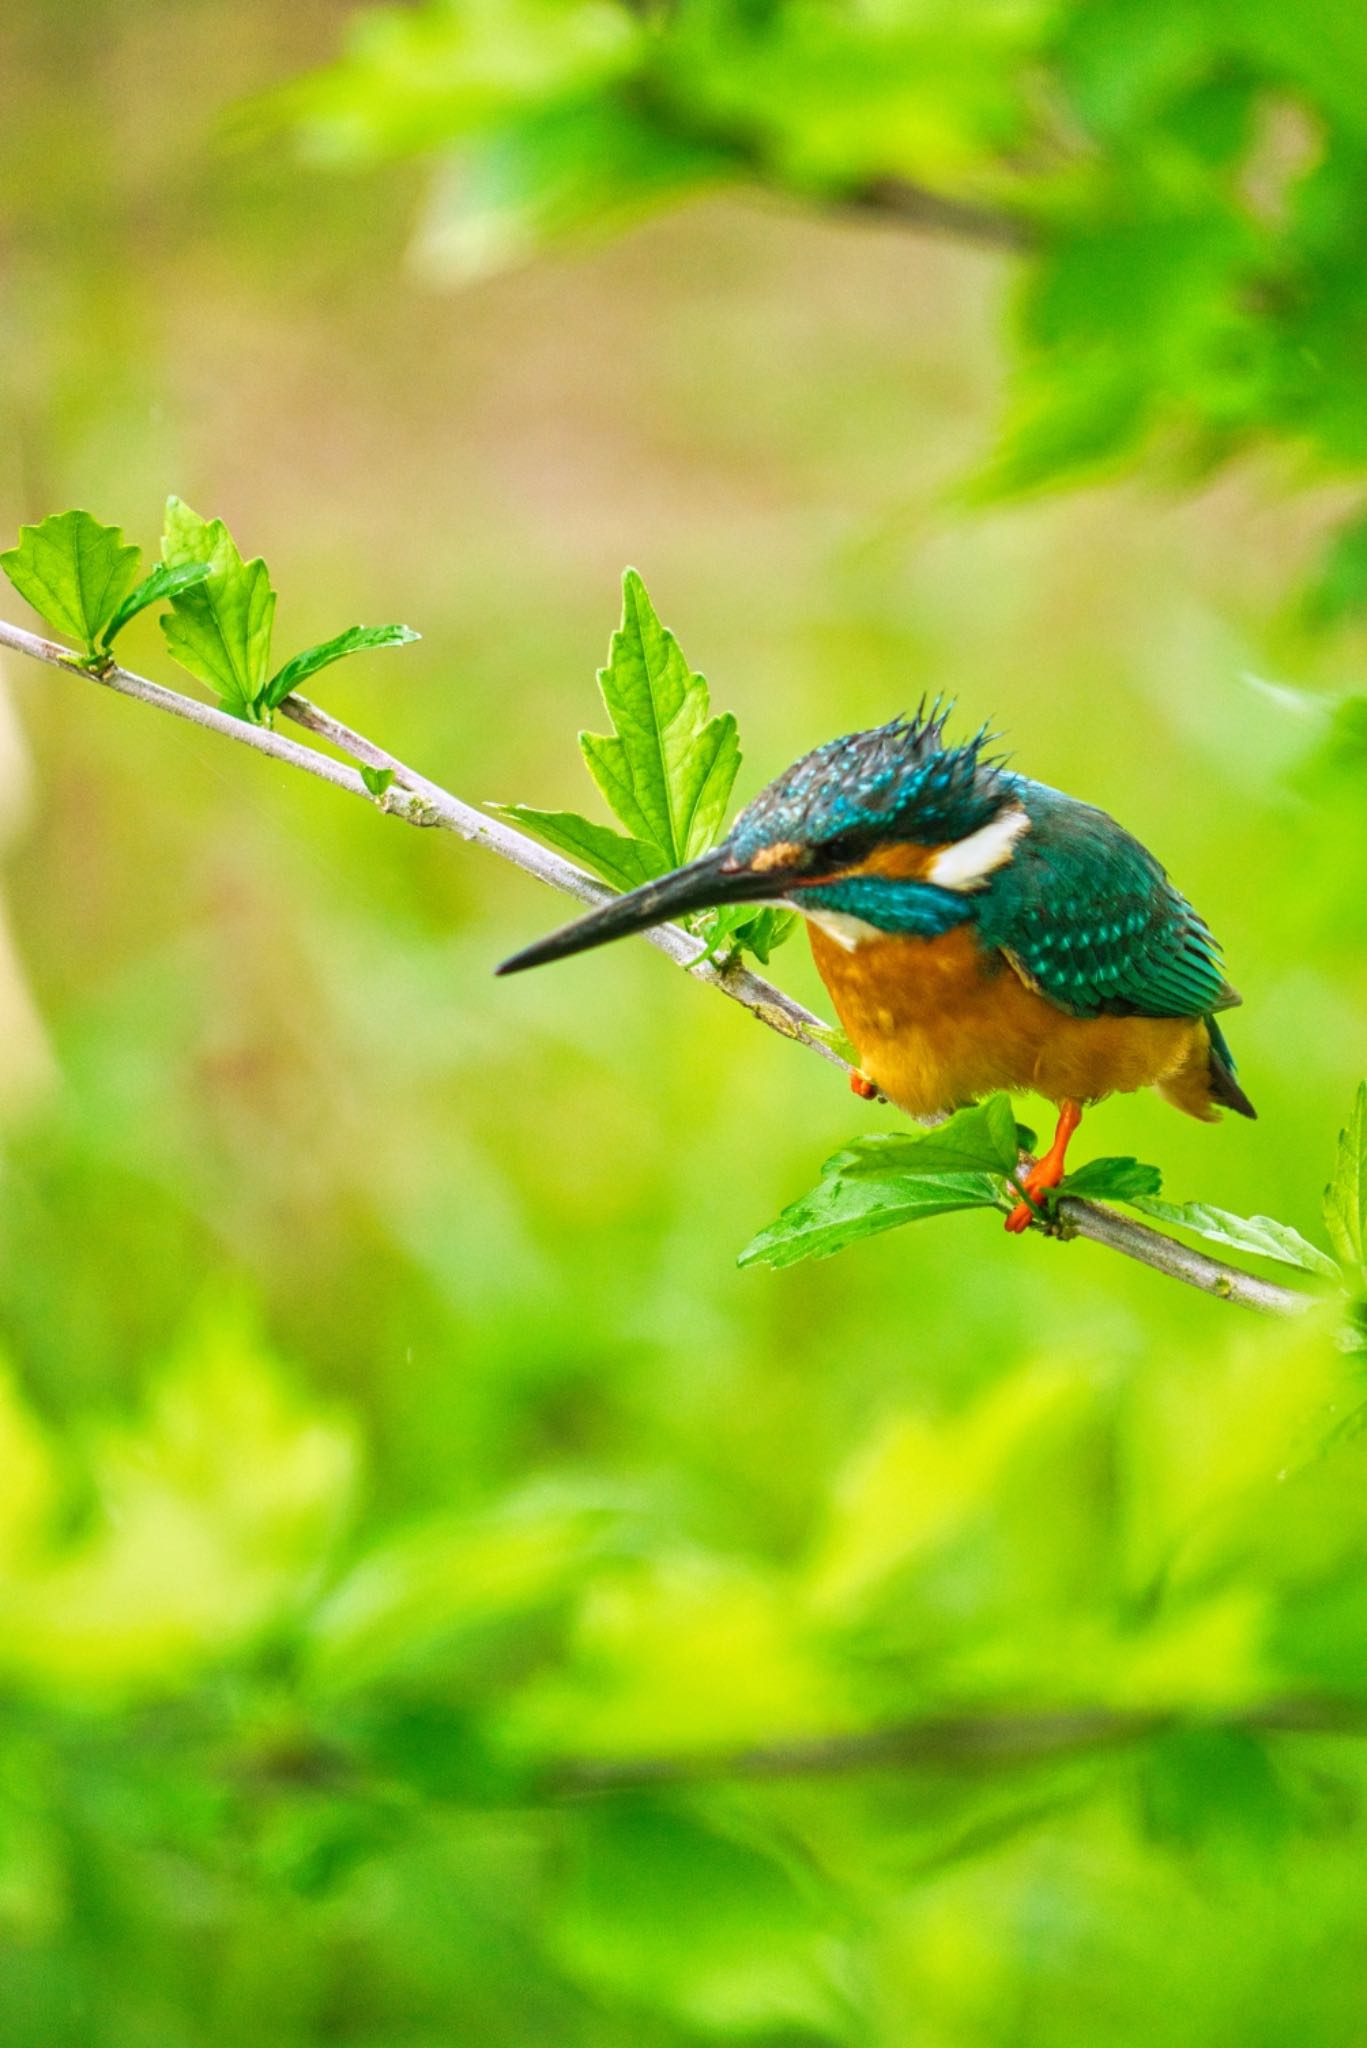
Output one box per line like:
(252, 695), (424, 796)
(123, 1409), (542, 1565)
(496, 704), (1027, 974)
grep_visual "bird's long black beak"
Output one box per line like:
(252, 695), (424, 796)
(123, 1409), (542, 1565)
(495, 847), (779, 975)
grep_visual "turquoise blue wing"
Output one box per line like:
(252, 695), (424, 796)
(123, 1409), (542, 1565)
(975, 785), (1239, 1021)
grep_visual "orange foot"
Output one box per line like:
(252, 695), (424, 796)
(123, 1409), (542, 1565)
(1005, 1099), (1082, 1235)
(849, 1070), (880, 1101)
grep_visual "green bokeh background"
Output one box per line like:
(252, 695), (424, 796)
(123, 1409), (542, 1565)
(1, 3), (1366, 2043)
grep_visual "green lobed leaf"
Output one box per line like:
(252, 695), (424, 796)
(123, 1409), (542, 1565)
(738, 1168), (1003, 1271)
(580, 568), (741, 868)
(1132, 1197), (1341, 1281)
(1324, 1082), (1367, 1272)
(1, 510), (142, 656)
(361, 766), (395, 798)
(491, 804), (661, 895)
(1058, 1155), (1163, 1204)
(830, 1095), (1023, 1181)
(264, 622), (420, 711)
(498, 571), (787, 969)
(101, 560), (212, 649)
(160, 497), (277, 717)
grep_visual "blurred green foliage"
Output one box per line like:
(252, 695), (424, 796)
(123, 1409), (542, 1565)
(286, 0), (1367, 608)
(0, 0), (1366, 2042)
(5, 1296), (1367, 2046)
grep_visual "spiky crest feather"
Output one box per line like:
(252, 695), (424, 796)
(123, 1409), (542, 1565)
(726, 701), (1008, 866)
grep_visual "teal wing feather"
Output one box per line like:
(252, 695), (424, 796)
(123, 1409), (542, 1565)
(975, 782), (1239, 1021)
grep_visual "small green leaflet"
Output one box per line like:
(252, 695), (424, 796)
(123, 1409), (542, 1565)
(161, 498), (277, 718)
(161, 500), (419, 723)
(738, 1170), (1003, 1270)
(582, 568), (740, 869)
(831, 1095), (1022, 1180)
(0, 509), (185, 663)
(361, 766), (395, 798)
(699, 903), (797, 966)
(1324, 1082), (1367, 1273)
(741, 908), (797, 966)
(1058, 1155), (1163, 1203)
(1132, 1196), (1341, 1281)
(1, 510), (140, 655)
(265, 623), (420, 711)
(102, 561), (212, 648)
(0, 510), (213, 661)
(492, 805), (661, 895)
(494, 568), (793, 969)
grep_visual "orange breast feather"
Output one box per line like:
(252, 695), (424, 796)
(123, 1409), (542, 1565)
(807, 921), (1211, 1119)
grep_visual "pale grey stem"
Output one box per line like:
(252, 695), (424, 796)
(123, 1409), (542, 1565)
(0, 617), (841, 1069)
(0, 614), (1312, 1318)
(0, 619), (371, 801)
(1059, 1195), (1308, 1316)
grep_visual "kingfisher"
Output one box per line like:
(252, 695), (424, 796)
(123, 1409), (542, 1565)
(497, 705), (1254, 1231)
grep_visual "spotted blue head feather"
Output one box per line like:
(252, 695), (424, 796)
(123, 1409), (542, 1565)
(725, 701), (1008, 867)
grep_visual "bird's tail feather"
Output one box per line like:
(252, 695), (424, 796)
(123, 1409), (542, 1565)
(1206, 1014), (1257, 1120)
(1157, 1016), (1257, 1122)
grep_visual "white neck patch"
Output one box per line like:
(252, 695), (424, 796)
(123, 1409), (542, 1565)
(926, 805), (1031, 891)
(800, 906), (886, 951)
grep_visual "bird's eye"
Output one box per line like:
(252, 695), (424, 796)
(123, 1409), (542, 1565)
(816, 833), (868, 870)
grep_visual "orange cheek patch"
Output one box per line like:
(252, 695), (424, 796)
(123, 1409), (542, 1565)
(842, 841), (943, 882)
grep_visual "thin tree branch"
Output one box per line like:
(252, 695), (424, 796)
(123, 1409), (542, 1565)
(548, 1698), (1367, 1795)
(277, 689), (843, 1062)
(620, 74), (1036, 255)
(0, 615), (1313, 1318)
(837, 176), (1036, 251)
(0, 618), (842, 1069)
(1056, 1197), (1309, 1315)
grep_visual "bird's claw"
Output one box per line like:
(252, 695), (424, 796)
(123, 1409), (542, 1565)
(1004, 1167), (1063, 1235)
(1004, 1194), (1043, 1234)
(1005, 1190), (1064, 1235)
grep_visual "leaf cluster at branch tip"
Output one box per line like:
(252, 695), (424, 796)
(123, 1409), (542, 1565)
(0, 501), (420, 723)
(159, 497), (418, 724)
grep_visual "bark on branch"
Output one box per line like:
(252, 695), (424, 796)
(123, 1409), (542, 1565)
(0, 615), (1312, 1319)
